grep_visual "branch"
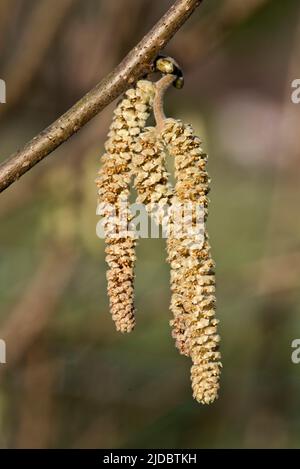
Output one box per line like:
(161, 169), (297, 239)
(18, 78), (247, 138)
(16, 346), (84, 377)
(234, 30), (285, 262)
(0, 0), (203, 193)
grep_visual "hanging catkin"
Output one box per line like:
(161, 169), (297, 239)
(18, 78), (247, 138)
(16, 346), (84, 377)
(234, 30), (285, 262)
(96, 80), (155, 333)
(161, 118), (221, 404)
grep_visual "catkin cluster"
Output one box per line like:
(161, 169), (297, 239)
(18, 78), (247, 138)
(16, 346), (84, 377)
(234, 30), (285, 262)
(97, 71), (221, 404)
(96, 80), (155, 333)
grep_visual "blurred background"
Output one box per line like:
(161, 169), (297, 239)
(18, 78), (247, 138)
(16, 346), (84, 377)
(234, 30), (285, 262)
(0, 0), (300, 449)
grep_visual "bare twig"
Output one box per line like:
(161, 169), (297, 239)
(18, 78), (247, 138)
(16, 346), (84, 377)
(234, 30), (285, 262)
(0, 0), (134, 215)
(0, 0), (203, 194)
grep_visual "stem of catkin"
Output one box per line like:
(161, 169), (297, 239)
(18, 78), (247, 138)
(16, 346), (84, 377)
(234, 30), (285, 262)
(153, 74), (176, 132)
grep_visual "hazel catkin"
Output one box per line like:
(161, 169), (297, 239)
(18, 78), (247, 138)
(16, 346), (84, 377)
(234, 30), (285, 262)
(96, 69), (222, 405)
(161, 118), (221, 404)
(96, 80), (155, 333)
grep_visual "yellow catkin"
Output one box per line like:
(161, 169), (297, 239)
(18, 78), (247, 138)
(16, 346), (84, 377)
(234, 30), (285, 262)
(133, 127), (173, 220)
(96, 80), (155, 333)
(161, 118), (221, 405)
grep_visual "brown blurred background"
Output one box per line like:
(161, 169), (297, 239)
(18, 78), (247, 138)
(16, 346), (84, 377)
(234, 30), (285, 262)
(1, 0), (300, 449)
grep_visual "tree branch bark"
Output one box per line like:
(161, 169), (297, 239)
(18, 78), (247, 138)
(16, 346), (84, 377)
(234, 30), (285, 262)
(0, 0), (203, 194)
